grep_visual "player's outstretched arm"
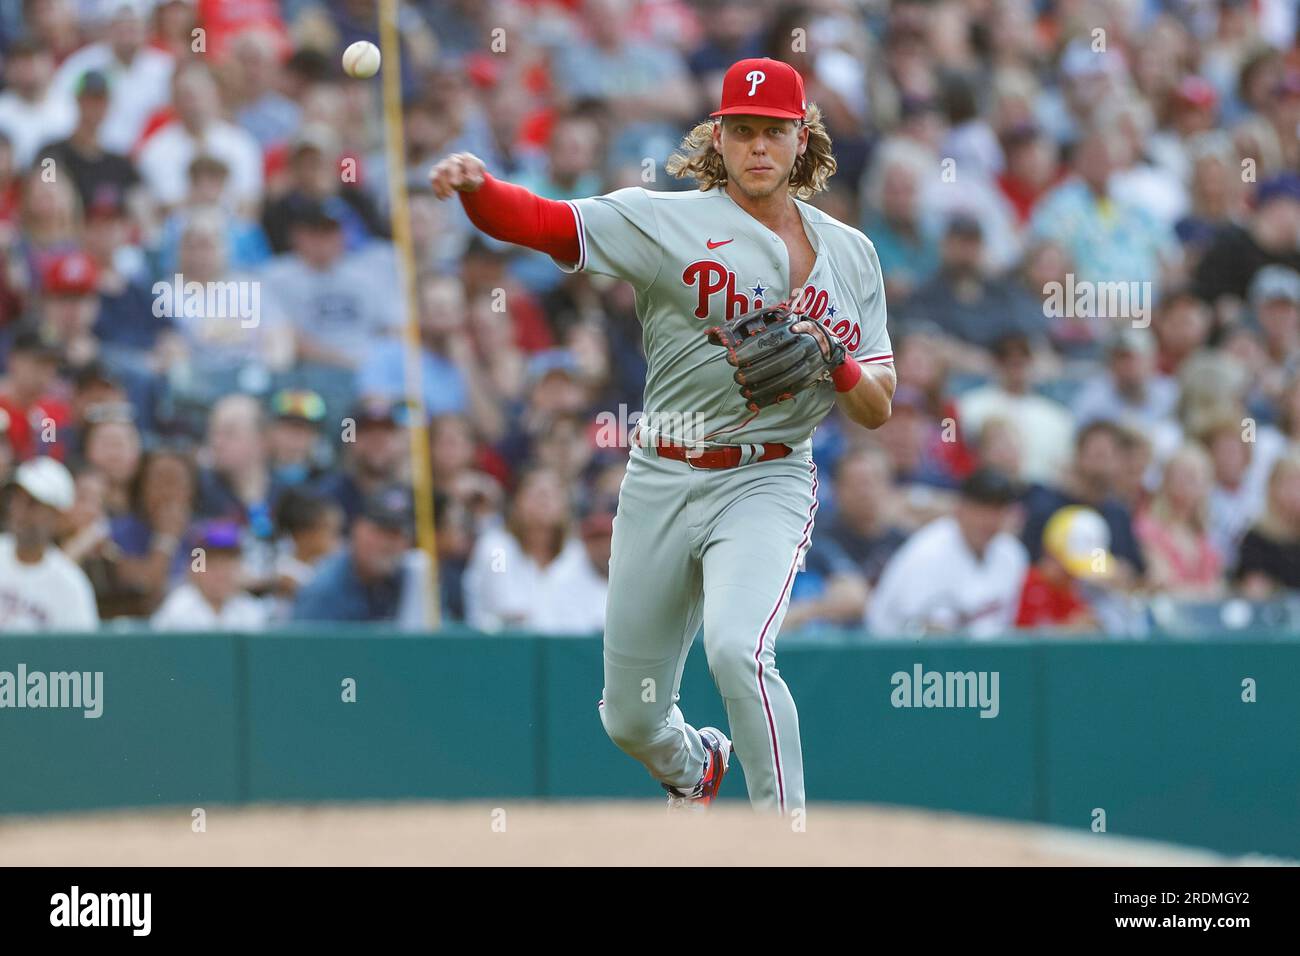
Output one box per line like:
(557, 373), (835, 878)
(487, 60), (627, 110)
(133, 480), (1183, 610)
(428, 152), (580, 264)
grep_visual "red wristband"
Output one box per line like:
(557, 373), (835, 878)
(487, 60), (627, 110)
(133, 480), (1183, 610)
(831, 357), (863, 392)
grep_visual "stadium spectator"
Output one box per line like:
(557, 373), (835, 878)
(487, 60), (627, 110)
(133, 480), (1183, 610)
(0, 456), (98, 630)
(1234, 451), (1300, 597)
(462, 466), (601, 633)
(1072, 328), (1180, 433)
(1152, 287), (1214, 377)
(863, 383), (962, 503)
(0, 39), (76, 168)
(897, 212), (1046, 351)
(356, 273), (503, 437)
(314, 397), (408, 527)
(194, 394), (281, 591)
(60, 461), (171, 619)
(785, 537), (869, 631)
(1202, 410), (1266, 568)
(858, 137), (939, 302)
(258, 203), (401, 369)
(269, 486), (341, 619)
(0, 326), (70, 461)
(152, 0), (199, 62)
(819, 446), (909, 587)
(154, 156), (272, 275)
(266, 388), (329, 488)
(461, 237), (552, 355)
(868, 467), (1029, 638)
(1111, 424), (1155, 514)
(152, 519), (268, 630)
(787, 447), (905, 630)
(84, 194), (169, 376)
(36, 69), (142, 214)
(195, 394), (276, 522)
(973, 416), (1026, 482)
(548, 0), (698, 167)
(292, 483), (433, 628)
(957, 333), (1074, 484)
(161, 208), (291, 384)
(1135, 443), (1225, 598)
(1020, 420), (1146, 582)
(1243, 266), (1300, 408)
(107, 445), (195, 612)
(79, 406), (141, 516)
(21, 0), (80, 65)
(1176, 132), (1248, 270)
(1194, 173), (1300, 320)
(50, 0), (174, 154)
(260, 123), (387, 254)
(1015, 505), (1113, 632)
(38, 248), (101, 370)
(1030, 124), (1179, 297)
(137, 62), (263, 212)
(222, 27), (300, 151)
(996, 123), (1060, 226)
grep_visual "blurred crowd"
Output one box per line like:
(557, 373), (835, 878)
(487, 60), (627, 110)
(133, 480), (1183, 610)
(0, 0), (1297, 636)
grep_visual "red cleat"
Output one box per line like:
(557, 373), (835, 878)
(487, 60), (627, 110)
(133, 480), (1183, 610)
(665, 727), (732, 811)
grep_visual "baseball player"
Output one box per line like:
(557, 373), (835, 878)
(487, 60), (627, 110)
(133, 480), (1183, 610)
(430, 58), (895, 814)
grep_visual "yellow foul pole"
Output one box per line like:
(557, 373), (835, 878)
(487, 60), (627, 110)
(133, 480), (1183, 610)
(377, 0), (440, 628)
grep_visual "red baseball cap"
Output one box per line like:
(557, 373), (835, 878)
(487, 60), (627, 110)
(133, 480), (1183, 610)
(42, 250), (98, 297)
(711, 57), (807, 121)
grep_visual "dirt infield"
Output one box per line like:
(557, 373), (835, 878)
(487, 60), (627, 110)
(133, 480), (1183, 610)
(0, 802), (1250, 866)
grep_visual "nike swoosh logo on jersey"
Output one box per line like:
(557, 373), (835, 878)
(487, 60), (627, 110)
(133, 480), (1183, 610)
(706, 238), (734, 249)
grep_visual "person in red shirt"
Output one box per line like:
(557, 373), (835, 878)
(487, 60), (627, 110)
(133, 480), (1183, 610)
(0, 327), (72, 462)
(1015, 505), (1115, 631)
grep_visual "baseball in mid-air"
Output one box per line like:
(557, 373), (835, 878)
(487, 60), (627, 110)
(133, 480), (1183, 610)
(342, 41), (381, 79)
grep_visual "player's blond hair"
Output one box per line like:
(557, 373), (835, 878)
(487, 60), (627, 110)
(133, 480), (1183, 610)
(665, 105), (836, 199)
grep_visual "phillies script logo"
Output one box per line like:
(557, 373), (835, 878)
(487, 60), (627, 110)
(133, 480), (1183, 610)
(682, 260), (862, 352)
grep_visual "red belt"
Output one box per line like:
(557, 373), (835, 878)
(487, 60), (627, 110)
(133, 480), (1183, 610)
(652, 438), (792, 469)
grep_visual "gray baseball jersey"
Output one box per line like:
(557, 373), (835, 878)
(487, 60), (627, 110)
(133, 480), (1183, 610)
(558, 186), (892, 445)
(556, 185), (891, 814)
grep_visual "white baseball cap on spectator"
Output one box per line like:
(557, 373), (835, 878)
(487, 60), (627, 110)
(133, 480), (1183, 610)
(1250, 266), (1300, 307)
(10, 457), (76, 513)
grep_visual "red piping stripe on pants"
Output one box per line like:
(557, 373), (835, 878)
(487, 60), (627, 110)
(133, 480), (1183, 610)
(751, 459), (818, 814)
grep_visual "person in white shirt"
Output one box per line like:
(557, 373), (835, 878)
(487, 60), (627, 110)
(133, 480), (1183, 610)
(0, 40), (77, 168)
(868, 468), (1029, 638)
(258, 206), (403, 369)
(137, 62), (263, 212)
(463, 468), (608, 634)
(0, 457), (99, 632)
(51, 0), (175, 154)
(958, 332), (1075, 485)
(152, 520), (268, 631)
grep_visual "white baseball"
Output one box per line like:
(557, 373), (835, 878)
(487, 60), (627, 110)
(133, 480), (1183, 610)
(342, 41), (381, 79)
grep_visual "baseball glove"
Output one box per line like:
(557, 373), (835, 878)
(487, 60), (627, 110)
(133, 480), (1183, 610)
(706, 304), (846, 412)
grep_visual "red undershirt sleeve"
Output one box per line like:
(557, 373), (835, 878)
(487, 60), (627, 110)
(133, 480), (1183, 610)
(457, 173), (581, 265)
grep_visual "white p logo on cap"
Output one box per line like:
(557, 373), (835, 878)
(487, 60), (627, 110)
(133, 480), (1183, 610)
(746, 70), (766, 96)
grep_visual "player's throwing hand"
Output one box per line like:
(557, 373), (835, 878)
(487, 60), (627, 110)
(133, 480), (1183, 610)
(429, 152), (487, 199)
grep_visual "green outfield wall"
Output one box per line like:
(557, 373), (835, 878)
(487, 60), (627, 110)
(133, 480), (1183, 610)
(2, 630), (1297, 858)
